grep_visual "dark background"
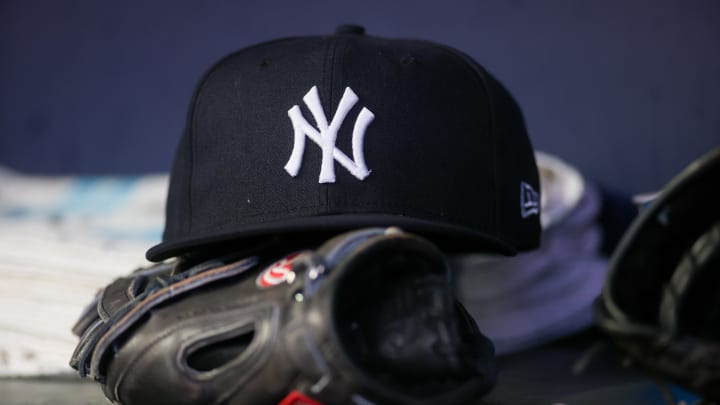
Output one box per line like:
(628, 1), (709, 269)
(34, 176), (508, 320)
(1, 0), (718, 204)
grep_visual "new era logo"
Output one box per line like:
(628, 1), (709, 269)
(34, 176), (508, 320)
(284, 86), (374, 183)
(521, 182), (540, 218)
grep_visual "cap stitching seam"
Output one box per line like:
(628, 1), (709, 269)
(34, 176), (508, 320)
(182, 38), (307, 236)
(189, 72), (223, 234)
(318, 38), (333, 214)
(326, 37), (342, 212)
(188, 58), (238, 235)
(436, 45), (501, 238)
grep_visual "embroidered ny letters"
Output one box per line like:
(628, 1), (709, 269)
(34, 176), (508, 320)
(284, 86), (374, 183)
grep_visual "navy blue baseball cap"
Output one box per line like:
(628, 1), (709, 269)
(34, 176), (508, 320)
(147, 25), (541, 261)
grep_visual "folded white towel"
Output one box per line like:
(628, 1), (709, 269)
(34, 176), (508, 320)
(0, 169), (167, 376)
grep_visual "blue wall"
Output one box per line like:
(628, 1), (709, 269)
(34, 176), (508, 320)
(1, 0), (719, 199)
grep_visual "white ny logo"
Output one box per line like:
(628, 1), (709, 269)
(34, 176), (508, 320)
(284, 86), (374, 183)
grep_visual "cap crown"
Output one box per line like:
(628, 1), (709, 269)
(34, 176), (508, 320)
(148, 29), (540, 261)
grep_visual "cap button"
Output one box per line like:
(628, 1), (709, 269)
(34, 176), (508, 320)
(335, 25), (365, 35)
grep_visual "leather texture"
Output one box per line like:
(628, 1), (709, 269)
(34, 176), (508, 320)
(70, 228), (496, 405)
(595, 148), (720, 402)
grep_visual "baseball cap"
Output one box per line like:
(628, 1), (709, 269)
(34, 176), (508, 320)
(146, 25), (541, 262)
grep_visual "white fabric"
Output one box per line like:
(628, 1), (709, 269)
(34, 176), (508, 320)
(535, 151), (585, 228)
(0, 168), (167, 375)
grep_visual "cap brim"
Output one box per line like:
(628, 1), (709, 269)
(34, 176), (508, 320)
(146, 214), (518, 262)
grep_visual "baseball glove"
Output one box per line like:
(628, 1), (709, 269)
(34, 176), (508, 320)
(70, 227), (496, 405)
(595, 148), (720, 402)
